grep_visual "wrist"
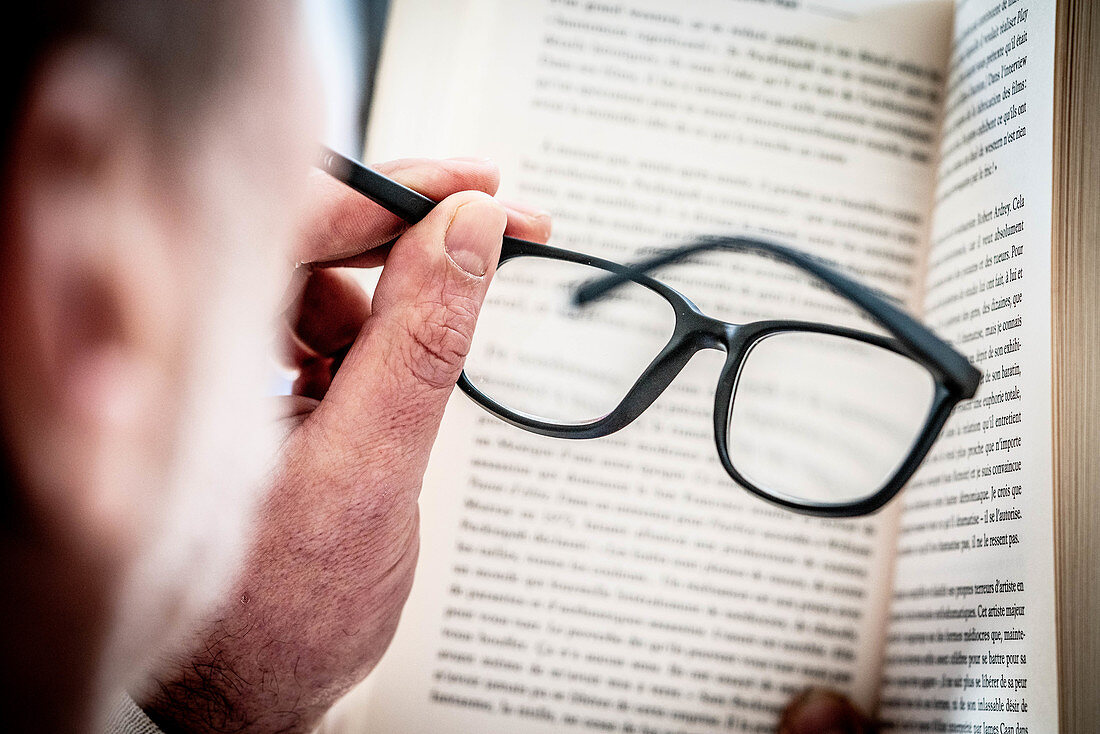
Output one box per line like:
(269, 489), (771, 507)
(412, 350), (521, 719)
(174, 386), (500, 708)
(136, 623), (326, 734)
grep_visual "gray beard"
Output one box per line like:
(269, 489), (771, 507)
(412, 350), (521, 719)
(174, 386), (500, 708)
(91, 249), (282, 725)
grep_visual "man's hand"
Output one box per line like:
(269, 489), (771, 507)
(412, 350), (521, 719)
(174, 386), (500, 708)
(139, 158), (550, 733)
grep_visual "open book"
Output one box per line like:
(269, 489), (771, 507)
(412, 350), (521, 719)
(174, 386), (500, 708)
(324, 0), (1097, 731)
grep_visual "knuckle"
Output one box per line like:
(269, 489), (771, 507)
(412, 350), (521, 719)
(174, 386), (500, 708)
(400, 287), (481, 390)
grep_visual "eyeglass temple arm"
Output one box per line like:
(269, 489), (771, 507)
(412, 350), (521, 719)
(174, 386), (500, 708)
(317, 145), (542, 259)
(573, 235), (981, 398)
(318, 146), (438, 223)
(314, 151), (978, 397)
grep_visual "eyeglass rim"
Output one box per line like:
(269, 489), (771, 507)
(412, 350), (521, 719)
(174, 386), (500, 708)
(712, 329), (957, 517)
(456, 235), (978, 517)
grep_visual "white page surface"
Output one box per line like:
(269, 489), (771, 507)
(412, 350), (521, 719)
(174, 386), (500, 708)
(327, 1), (956, 732)
(879, 0), (1059, 730)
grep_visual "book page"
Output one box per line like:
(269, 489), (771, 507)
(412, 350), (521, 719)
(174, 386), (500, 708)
(878, 0), (1059, 730)
(326, 1), (952, 732)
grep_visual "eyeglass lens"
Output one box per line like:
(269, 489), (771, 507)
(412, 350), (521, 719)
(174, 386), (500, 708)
(465, 256), (677, 424)
(727, 331), (935, 506)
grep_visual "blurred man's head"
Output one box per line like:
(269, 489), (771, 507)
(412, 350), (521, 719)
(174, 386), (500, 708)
(0, 2), (319, 728)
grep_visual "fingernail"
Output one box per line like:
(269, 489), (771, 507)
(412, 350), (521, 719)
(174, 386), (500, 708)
(444, 198), (505, 277)
(447, 155), (494, 164)
(503, 200), (552, 227)
(502, 198), (551, 218)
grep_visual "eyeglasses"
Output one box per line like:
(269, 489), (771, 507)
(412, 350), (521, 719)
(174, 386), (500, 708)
(458, 235), (980, 518)
(319, 148), (981, 518)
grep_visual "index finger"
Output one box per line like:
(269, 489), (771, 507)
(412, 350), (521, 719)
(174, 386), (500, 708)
(299, 157), (555, 266)
(295, 157), (503, 265)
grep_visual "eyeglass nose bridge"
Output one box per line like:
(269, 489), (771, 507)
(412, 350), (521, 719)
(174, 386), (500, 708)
(627, 309), (751, 420)
(598, 309), (731, 434)
(674, 303), (755, 356)
(669, 308), (764, 442)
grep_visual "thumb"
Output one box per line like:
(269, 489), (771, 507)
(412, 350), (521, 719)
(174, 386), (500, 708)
(310, 189), (506, 466)
(779, 689), (876, 734)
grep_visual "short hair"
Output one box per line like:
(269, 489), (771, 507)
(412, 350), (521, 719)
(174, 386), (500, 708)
(3, 1), (265, 162)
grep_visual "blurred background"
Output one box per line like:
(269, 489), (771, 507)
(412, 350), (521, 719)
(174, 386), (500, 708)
(305, 0), (390, 158)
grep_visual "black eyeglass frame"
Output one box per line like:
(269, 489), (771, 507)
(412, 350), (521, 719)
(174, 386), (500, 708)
(457, 234), (981, 518)
(314, 147), (981, 519)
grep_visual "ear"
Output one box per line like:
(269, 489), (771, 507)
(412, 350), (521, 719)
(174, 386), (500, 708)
(1, 42), (184, 559)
